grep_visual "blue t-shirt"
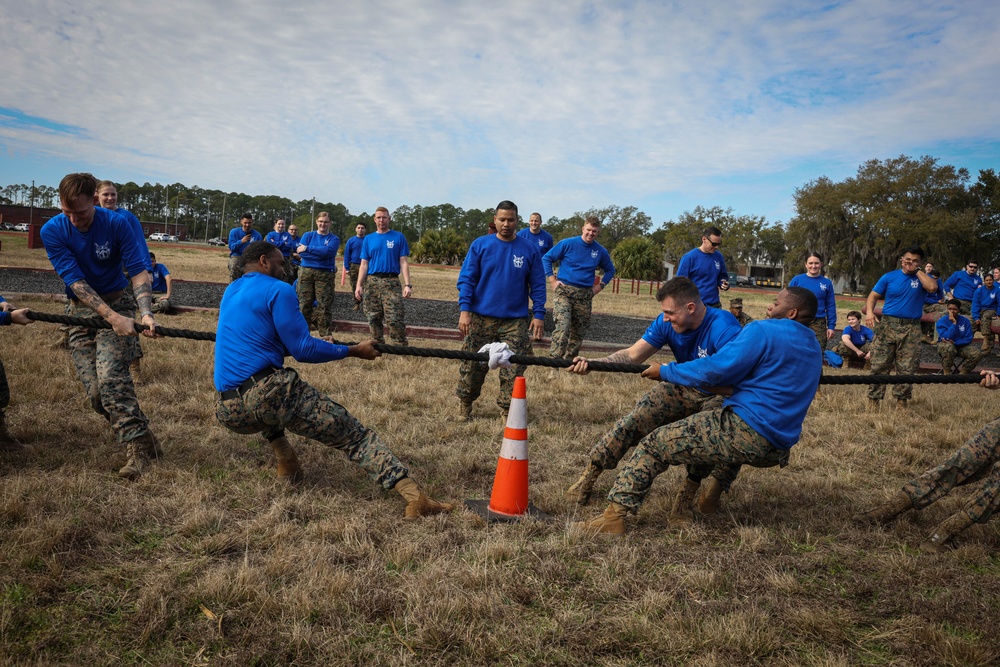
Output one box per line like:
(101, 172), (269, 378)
(150, 263), (170, 293)
(214, 272), (349, 391)
(344, 235), (365, 269)
(457, 234), (547, 320)
(265, 230), (296, 257)
(661, 318), (821, 449)
(298, 231), (340, 271)
(542, 236), (616, 289)
(0, 295), (8, 326)
(107, 207), (153, 272)
(936, 314), (975, 346)
(788, 273), (837, 329)
(361, 230), (409, 274)
(641, 307), (742, 363)
(842, 325), (874, 347)
(228, 227), (263, 256)
(677, 247), (728, 305)
(41, 208), (148, 295)
(516, 228), (554, 255)
(944, 270), (983, 301)
(872, 270), (929, 319)
(971, 284), (1000, 320)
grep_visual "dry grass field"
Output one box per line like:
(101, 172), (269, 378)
(1, 285), (1000, 665)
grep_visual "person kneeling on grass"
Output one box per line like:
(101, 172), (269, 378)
(858, 370), (1000, 552)
(214, 241), (453, 519)
(573, 287), (821, 537)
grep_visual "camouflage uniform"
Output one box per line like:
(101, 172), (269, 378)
(456, 314), (531, 411)
(297, 267), (337, 336)
(832, 340), (870, 363)
(588, 382), (739, 491)
(67, 292), (154, 445)
(979, 309), (997, 348)
(867, 316), (922, 401)
(956, 299), (973, 316)
(228, 255), (243, 283)
(550, 284), (593, 359)
(734, 311), (754, 327)
(348, 263), (362, 309)
(807, 316), (829, 354)
(608, 407), (788, 512)
(215, 367), (407, 489)
(151, 295), (171, 314)
(901, 416), (1000, 524)
(936, 340), (983, 374)
(363, 275), (407, 345)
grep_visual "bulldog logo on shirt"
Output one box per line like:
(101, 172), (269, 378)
(94, 241), (112, 260)
(513, 255), (524, 268)
(697, 346), (709, 358)
(386, 240), (395, 249)
(538, 240), (545, 247)
(910, 279), (919, 288)
(591, 250), (598, 258)
(714, 261), (720, 270)
(820, 283), (828, 291)
(959, 324), (967, 333)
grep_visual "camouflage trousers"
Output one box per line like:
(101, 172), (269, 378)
(936, 341), (983, 374)
(348, 263), (361, 308)
(588, 382), (738, 490)
(867, 317), (922, 401)
(922, 303), (943, 338)
(298, 267), (337, 336)
(215, 367), (407, 489)
(956, 299), (972, 316)
(228, 255), (242, 283)
(550, 284), (593, 359)
(608, 406), (788, 512)
(363, 275), (407, 345)
(902, 416), (1000, 523)
(151, 295), (171, 314)
(979, 309), (997, 346)
(0, 358), (9, 410)
(67, 293), (152, 445)
(282, 256), (295, 284)
(807, 317), (829, 354)
(831, 341), (870, 363)
(456, 314), (531, 411)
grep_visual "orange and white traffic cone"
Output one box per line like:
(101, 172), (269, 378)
(465, 376), (549, 522)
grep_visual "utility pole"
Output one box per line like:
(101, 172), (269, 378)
(310, 198), (315, 232)
(219, 193), (227, 239)
(164, 184), (169, 235)
(29, 179), (34, 228)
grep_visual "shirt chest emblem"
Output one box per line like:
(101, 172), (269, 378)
(820, 283), (828, 291)
(910, 279), (919, 288)
(386, 240), (394, 249)
(714, 261), (720, 270)
(513, 255), (524, 268)
(697, 345), (709, 358)
(591, 250), (598, 258)
(94, 241), (112, 260)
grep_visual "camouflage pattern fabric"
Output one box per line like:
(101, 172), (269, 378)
(550, 284), (594, 359)
(282, 256), (295, 285)
(588, 381), (738, 492)
(832, 341), (870, 363)
(867, 317), (922, 401)
(956, 299), (972, 316)
(348, 263), (362, 308)
(936, 340), (983, 374)
(151, 295), (171, 314)
(807, 316), (829, 353)
(67, 292), (153, 445)
(902, 416), (1000, 523)
(0, 358), (9, 410)
(228, 255), (242, 283)
(215, 367), (407, 489)
(922, 303), (943, 339)
(608, 406), (787, 512)
(297, 267), (337, 336)
(979, 309), (997, 346)
(456, 314), (531, 410)
(734, 311), (754, 327)
(363, 275), (407, 345)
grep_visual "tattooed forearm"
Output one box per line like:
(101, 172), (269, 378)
(131, 274), (154, 317)
(70, 281), (114, 320)
(600, 349), (634, 364)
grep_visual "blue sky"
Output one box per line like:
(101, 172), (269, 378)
(1, 1), (997, 226)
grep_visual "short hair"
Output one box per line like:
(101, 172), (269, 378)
(946, 298), (962, 308)
(149, 252), (157, 261)
(317, 211), (330, 220)
(967, 259), (979, 266)
(496, 200), (518, 214)
(807, 251), (824, 264)
(530, 212), (541, 219)
(240, 213), (253, 222)
(656, 276), (702, 305)
(356, 221), (368, 229)
(96, 180), (116, 192)
(703, 226), (722, 239)
(785, 286), (817, 322)
(375, 206), (390, 215)
(900, 245), (924, 259)
(847, 310), (862, 320)
(584, 216), (601, 228)
(240, 240), (281, 273)
(930, 269), (941, 278)
(59, 173), (98, 202)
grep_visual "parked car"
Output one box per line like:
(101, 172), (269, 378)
(148, 232), (169, 241)
(728, 273), (756, 287)
(1, 222), (14, 230)
(207, 237), (226, 246)
(13, 223), (29, 232)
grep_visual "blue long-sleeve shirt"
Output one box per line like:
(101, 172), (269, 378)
(677, 247), (728, 305)
(516, 228), (554, 255)
(265, 230), (296, 257)
(788, 273), (837, 330)
(936, 314), (975, 346)
(971, 285), (1000, 320)
(228, 227), (263, 256)
(542, 236), (615, 289)
(343, 235), (365, 269)
(872, 269), (929, 319)
(298, 231), (340, 271)
(923, 278), (944, 305)
(457, 234), (547, 319)
(214, 272), (349, 392)
(661, 318), (821, 449)
(41, 208), (148, 294)
(944, 270), (983, 301)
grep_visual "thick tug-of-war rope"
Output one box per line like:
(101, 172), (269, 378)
(24, 310), (985, 385)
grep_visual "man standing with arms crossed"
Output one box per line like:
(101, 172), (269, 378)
(455, 201), (547, 421)
(287, 223), (302, 282)
(342, 221), (367, 311)
(677, 226), (729, 308)
(516, 211), (554, 256)
(265, 218), (296, 284)
(355, 207), (411, 345)
(228, 214), (262, 283)
(865, 246), (938, 410)
(41, 173), (161, 480)
(542, 216), (616, 359)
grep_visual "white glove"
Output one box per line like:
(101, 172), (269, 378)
(478, 342), (513, 370)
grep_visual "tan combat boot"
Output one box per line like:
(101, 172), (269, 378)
(920, 510), (974, 553)
(394, 477), (455, 519)
(855, 490), (912, 525)
(698, 477), (724, 515)
(270, 436), (303, 483)
(119, 434), (155, 480)
(668, 478), (701, 528)
(564, 462), (603, 506)
(457, 399), (473, 422)
(0, 410), (25, 453)
(572, 502), (628, 537)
